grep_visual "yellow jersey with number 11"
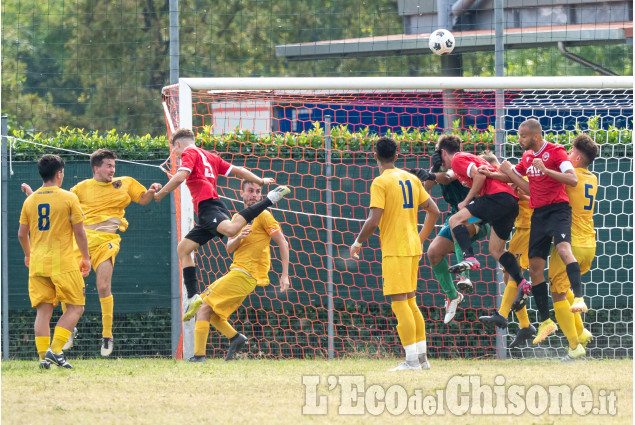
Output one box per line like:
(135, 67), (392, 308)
(369, 168), (429, 258)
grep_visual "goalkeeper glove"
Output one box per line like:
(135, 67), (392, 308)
(430, 151), (443, 173)
(408, 168), (436, 182)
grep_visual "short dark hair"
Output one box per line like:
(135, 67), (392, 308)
(241, 179), (261, 190)
(171, 128), (195, 145)
(375, 136), (398, 162)
(573, 134), (599, 166)
(38, 154), (65, 182)
(90, 148), (117, 168)
(436, 134), (461, 155)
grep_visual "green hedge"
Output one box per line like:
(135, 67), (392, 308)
(10, 117), (632, 161)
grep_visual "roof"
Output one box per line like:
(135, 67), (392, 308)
(275, 21), (633, 60)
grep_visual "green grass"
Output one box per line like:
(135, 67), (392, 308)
(2, 358), (632, 424)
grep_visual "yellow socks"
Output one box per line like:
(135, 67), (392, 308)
(554, 299), (579, 349)
(499, 280), (530, 328)
(194, 320), (210, 357)
(100, 295), (114, 338)
(499, 280), (518, 318)
(515, 306), (531, 328)
(50, 327), (71, 354)
(391, 300), (416, 347)
(35, 336), (50, 360)
(567, 289), (584, 335)
(407, 297), (426, 343)
(210, 313), (237, 340)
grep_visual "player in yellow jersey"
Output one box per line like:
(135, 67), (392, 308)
(189, 180), (290, 362)
(22, 149), (162, 356)
(350, 137), (440, 371)
(548, 134), (599, 361)
(477, 152), (537, 348)
(18, 154), (91, 369)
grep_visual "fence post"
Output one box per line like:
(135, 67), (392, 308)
(2, 115), (9, 360)
(494, 0), (507, 360)
(325, 115), (335, 360)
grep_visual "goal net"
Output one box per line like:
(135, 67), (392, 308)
(161, 77), (632, 360)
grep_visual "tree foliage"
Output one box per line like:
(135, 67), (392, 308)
(1, 0), (632, 136)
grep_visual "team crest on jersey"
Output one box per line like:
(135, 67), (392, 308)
(542, 152), (550, 162)
(112, 180), (122, 189)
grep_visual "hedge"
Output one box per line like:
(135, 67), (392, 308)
(9, 117), (632, 162)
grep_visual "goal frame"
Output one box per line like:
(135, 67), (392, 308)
(168, 76), (632, 360)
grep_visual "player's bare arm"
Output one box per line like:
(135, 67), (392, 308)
(154, 170), (189, 202)
(72, 222), (92, 277)
(21, 183), (34, 196)
(497, 161), (529, 190)
(271, 230), (290, 292)
(17, 224), (31, 268)
(418, 198), (440, 243)
(137, 183), (163, 205)
(458, 166), (486, 210)
(478, 163), (513, 183)
(532, 158), (578, 187)
(226, 225), (252, 254)
(229, 166), (274, 186)
(350, 207), (383, 260)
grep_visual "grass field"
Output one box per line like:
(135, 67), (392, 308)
(2, 358), (632, 425)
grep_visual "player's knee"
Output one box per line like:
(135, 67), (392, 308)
(176, 241), (193, 259)
(427, 248), (442, 265)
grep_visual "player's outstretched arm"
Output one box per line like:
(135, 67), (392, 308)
(229, 166), (274, 186)
(418, 198), (440, 243)
(499, 161), (530, 193)
(17, 224), (30, 268)
(21, 183), (33, 197)
(72, 222), (92, 277)
(271, 230), (290, 292)
(154, 170), (189, 202)
(137, 183), (163, 205)
(350, 207), (383, 260)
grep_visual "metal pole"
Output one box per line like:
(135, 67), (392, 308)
(169, 0), (179, 85)
(494, 0), (507, 360)
(169, 0), (181, 357)
(1, 115), (9, 360)
(325, 116), (335, 360)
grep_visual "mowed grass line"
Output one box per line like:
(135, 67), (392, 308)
(2, 358), (632, 425)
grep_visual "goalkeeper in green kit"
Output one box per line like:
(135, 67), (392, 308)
(408, 150), (490, 324)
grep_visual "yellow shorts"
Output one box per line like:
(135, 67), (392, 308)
(75, 229), (121, 270)
(382, 256), (419, 296)
(201, 270), (257, 321)
(548, 245), (595, 294)
(29, 270), (85, 308)
(508, 227), (530, 270)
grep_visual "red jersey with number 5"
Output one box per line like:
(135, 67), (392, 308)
(514, 141), (572, 209)
(178, 145), (232, 213)
(451, 152), (517, 198)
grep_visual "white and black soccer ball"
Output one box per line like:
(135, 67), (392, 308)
(428, 29), (455, 56)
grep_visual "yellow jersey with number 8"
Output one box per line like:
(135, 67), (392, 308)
(19, 186), (85, 276)
(369, 168), (429, 257)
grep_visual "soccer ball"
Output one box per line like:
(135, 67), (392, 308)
(428, 29), (455, 56)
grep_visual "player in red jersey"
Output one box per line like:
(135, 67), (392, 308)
(154, 128), (291, 321)
(435, 135), (528, 293)
(481, 119), (582, 344)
